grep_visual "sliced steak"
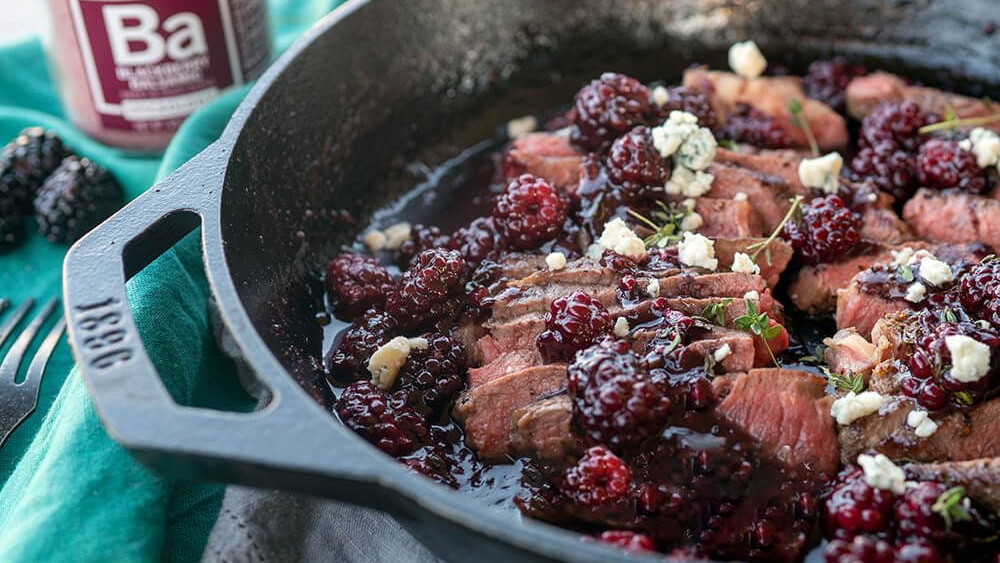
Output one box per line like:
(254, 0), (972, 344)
(510, 395), (577, 462)
(683, 69), (849, 150)
(706, 163), (795, 231)
(504, 132), (584, 192)
(711, 369), (839, 474)
(904, 458), (1000, 512)
(713, 238), (794, 288)
(468, 347), (539, 388)
(835, 280), (910, 340)
(714, 147), (806, 193)
(683, 328), (758, 373)
(823, 328), (879, 376)
(838, 395), (1000, 465)
(694, 198), (765, 238)
(858, 191), (914, 245)
(845, 71), (1000, 130)
(660, 292), (783, 326)
(903, 189), (1000, 249)
(453, 363), (568, 461)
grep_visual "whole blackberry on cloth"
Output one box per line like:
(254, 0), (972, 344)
(325, 253), (394, 319)
(916, 138), (990, 194)
(781, 195), (860, 265)
(492, 174), (567, 251)
(34, 155), (123, 244)
(605, 126), (670, 188)
(536, 291), (612, 362)
(0, 195), (25, 251)
(334, 380), (428, 457)
(571, 73), (654, 151)
(384, 248), (468, 330)
(0, 127), (67, 210)
(560, 445), (632, 506)
(392, 332), (466, 417)
(567, 338), (671, 449)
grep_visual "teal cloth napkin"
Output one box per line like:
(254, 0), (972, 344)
(0, 1), (342, 560)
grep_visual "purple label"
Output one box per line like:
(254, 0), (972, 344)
(67, 0), (264, 133)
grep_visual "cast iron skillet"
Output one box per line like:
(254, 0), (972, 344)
(62, 0), (999, 561)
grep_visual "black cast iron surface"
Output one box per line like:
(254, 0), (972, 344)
(63, 0), (1000, 561)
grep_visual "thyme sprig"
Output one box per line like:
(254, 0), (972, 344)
(917, 112), (1000, 135)
(745, 196), (804, 265)
(701, 298), (734, 326)
(628, 201), (692, 248)
(787, 99), (820, 156)
(734, 298), (782, 366)
(823, 368), (866, 393)
(931, 486), (973, 530)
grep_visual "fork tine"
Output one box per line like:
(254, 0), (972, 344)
(19, 316), (66, 394)
(0, 299), (34, 349)
(0, 298), (57, 382)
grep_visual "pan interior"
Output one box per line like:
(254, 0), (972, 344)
(217, 0), (999, 402)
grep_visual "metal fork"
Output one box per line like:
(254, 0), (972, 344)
(0, 297), (66, 448)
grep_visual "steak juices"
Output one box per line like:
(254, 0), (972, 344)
(45, 0), (270, 151)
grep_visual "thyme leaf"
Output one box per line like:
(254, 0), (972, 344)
(932, 486), (972, 530)
(918, 113), (1000, 134)
(823, 368), (866, 393)
(787, 99), (820, 156)
(701, 297), (734, 326)
(734, 298), (780, 366)
(746, 196), (804, 261)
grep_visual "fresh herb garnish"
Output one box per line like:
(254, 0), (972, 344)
(628, 201), (692, 248)
(701, 298), (735, 326)
(918, 112), (1000, 134)
(798, 344), (828, 366)
(787, 99), (820, 156)
(931, 486), (973, 530)
(823, 367), (866, 393)
(746, 196), (804, 264)
(953, 390), (974, 405)
(718, 139), (738, 150)
(942, 308), (958, 323)
(660, 333), (682, 356)
(734, 298), (782, 366)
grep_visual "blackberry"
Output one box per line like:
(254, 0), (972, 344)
(859, 101), (930, 151)
(781, 195), (860, 265)
(0, 195), (25, 251)
(492, 174), (567, 251)
(448, 216), (502, 264)
(0, 127), (67, 210)
(916, 138), (989, 194)
(823, 466), (895, 539)
(822, 536), (896, 563)
(605, 126), (669, 188)
(960, 258), (1000, 327)
(720, 103), (792, 149)
(401, 445), (459, 488)
(571, 73), (654, 151)
(802, 59), (867, 113)
(392, 332), (465, 417)
(597, 530), (654, 552)
(536, 291), (613, 363)
(655, 86), (717, 130)
(904, 321), (998, 409)
(398, 223), (448, 266)
(894, 482), (949, 544)
(328, 309), (398, 379)
(34, 156), (123, 244)
(385, 248), (468, 330)
(326, 253), (394, 319)
(568, 338), (671, 449)
(334, 380), (428, 457)
(561, 445), (632, 506)
(849, 141), (918, 199)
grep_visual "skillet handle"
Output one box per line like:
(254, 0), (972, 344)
(63, 145), (385, 490)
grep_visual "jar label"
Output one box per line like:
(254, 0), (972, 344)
(66, 0), (269, 134)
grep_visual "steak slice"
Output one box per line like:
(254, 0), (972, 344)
(838, 394), (1000, 466)
(711, 369), (839, 475)
(504, 132), (584, 192)
(823, 328), (879, 376)
(858, 191), (914, 245)
(713, 238), (794, 288)
(845, 71), (1000, 130)
(903, 189), (1000, 249)
(453, 363), (568, 461)
(510, 395), (577, 462)
(904, 458), (1000, 512)
(835, 280), (910, 340)
(706, 163), (795, 231)
(714, 147), (807, 193)
(468, 347), (539, 388)
(683, 69), (848, 150)
(694, 198), (765, 238)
